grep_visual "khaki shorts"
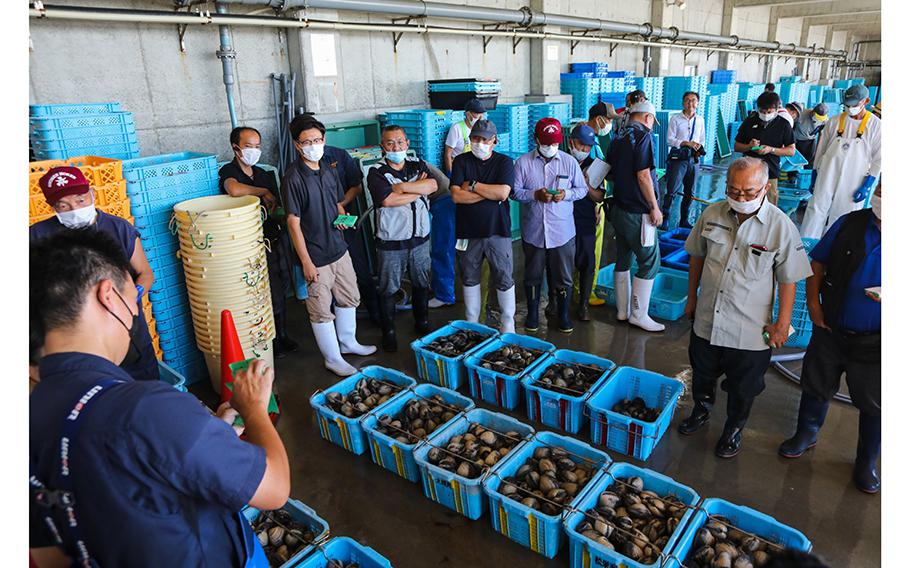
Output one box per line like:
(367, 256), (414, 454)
(767, 178), (779, 205)
(305, 252), (360, 323)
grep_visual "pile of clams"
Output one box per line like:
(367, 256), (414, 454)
(497, 446), (596, 516)
(574, 476), (688, 564)
(374, 394), (460, 444)
(252, 509), (318, 566)
(480, 345), (545, 376)
(425, 423), (524, 479)
(425, 329), (491, 357)
(684, 517), (782, 568)
(325, 378), (400, 418)
(612, 397), (661, 422)
(532, 362), (605, 396)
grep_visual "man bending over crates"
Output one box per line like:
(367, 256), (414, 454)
(677, 157), (812, 459)
(367, 124), (439, 352)
(29, 166), (160, 383)
(282, 114), (376, 377)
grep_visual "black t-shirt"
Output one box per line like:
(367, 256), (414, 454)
(281, 158), (348, 268)
(218, 159), (279, 198)
(608, 122), (658, 214)
(573, 156), (603, 236)
(450, 151), (515, 239)
(735, 114), (795, 180)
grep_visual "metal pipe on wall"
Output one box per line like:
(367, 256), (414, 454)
(215, 3), (238, 128)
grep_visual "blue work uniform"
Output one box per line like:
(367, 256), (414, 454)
(29, 212), (159, 382)
(30, 353), (266, 567)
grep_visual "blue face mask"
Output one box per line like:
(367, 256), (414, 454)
(386, 150), (407, 164)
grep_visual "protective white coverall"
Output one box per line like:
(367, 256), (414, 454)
(801, 110), (881, 239)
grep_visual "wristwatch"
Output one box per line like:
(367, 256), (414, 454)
(469, 180), (477, 193)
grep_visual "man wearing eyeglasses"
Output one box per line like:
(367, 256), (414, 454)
(367, 125), (438, 352)
(677, 157), (812, 459)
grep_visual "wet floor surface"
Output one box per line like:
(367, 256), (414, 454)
(192, 162), (879, 567)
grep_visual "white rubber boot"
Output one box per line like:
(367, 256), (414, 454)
(497, 286), (516, 334)
(629, 277), (665, 332)
(334, 307), (377, 356)
(614, 270), (631, 321)
(463, 285), (481, 323)
(311, 321), (358, 376)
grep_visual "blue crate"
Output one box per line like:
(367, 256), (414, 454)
(30, 131), (138, 152)
(411, 320), (499, 390)
(586, 367), (684, 461)
(30, 112), (135, 138)
(153, 304), (194, 334)
(362, 383), (474, 483)
(483, 431), (612, 558)
(241, 499), (330, 567)
(593, 264), (689, 322)
(122, 151), (218, 182)
(662, 248), (690, 272)
(771, 238), (818, 349)
(296, 537), (393, 568)
(309, 366), (417, 455)
(522, 350), (615, 434)
(464, 333), (555, 410)
(157, 323), (196, 350)
(384, 109), (450, 122)
(30, 102), (123, 117)
(666, 498), (811, 568)
(161, 342), (203, 369)
(33, 140), (140, 161)
(777, 187), (812, 216)
(127, 175), (220, 208)
(157, 361), (187, 392)
(149, 267), (187, 295)
(564, 462), (700, 568)
(165, 352), (207, 384)
(148, 284), (189, 313)
(658, 227), (690, 251)
(413, 408), (535, 519)
(561, 72), (596, 80)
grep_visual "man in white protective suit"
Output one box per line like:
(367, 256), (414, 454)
(801, 85), (881, 239)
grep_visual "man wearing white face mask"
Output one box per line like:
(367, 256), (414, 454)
(444, 98), (487, 174)
(219, 126), (298, 358)
(786, 102), (828, 167)
(678, 157), (812, 459)
(734, 91), (796, 206)
(801, 84), (881, 239)
(282, 115), (376, 376)
(30, 166), (159, 383)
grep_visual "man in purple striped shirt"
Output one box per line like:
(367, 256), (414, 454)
(512, 118), (588, 333)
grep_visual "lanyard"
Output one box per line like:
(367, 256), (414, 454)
(687, 115), (697, 141)
(30, 378), (124, 567)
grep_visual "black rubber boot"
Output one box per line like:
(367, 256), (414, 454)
(360, 281), (382, 327)
(715, 396), (754, 459)
(578, 272), (594, 322)
(556, 288), (573, 333)
(524, 285), (540, 332)
(544, 290), (557, 320)
(411, 286), (431, 336)
(379, 294), (398, 353)
(678, 401), (712, 435)
(853, 412), (881, 494)
(679, 194), (693, 229)
(272, 310), (299, 359)
(779, 393), (830, 458)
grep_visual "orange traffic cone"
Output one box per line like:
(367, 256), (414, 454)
(220, 309), (245, 403)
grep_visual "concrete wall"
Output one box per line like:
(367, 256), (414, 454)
(28, 0), (875, 165)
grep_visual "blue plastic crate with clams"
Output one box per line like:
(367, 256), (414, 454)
(241, 499), (330, 567)
(411, 321), (500, 389)
(464, 333), (555, 410)
(296, 537), (393, 568)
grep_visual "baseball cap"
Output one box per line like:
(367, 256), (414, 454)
(465, 98), (486, 114)
(39, 166), (91, 204)
(812, 103), (829, 121)
(570, 124), (597, 147)
(785, 102), (804, 114)
(588, 101), (620, 120)
(535, 117), (563, 146)
(470, 119), (497, 140)
(628, 101), (660, 125)
(844, 84), (870, 106)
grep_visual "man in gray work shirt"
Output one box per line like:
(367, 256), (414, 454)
(677, 157), (812, 459)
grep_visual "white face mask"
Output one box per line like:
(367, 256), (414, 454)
(870, 193), (881, 219)
(758, 112), (776, 123)
(56, 202), (97, 229)
(538, 144), (559, 159)
(301, 143), (325, 163)
(727, 192), (765, 215)
(240, 147), (261, 167)
(848, 104), (865, 117)
(570, 145), (589, 162)
(468, 113), (485, 126)
(471, 142), (492, 160)
(597, 121), (612, 137)
(385, 150), (407, 164)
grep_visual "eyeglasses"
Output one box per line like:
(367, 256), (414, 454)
(381, 138), (409, 149)
(726, 185), (765, 199)
(296, 136), (324, 147)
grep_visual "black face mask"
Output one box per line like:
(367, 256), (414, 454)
(107, 289), (142, 368)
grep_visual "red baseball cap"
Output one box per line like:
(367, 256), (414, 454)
(535, 118), (563, 146)
(39, 166), (91, 204)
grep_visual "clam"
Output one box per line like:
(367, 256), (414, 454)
(611, 397), (661, 422)
(480, 345), (544, 376)
(532, 362), (605, 396)
(375, 394), (464, 445)
(324, 377), (405, 418)
(682, 517), (789, 568)
(249, 508), (318, 565)
(426, 422), (525, 480)
(498, 445), (597, 517)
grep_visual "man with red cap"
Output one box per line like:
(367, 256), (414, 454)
(30, 166), (160, 382)
(512, 118), (588, 333)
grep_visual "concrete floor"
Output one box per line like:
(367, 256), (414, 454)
(193, 162), (881, 567)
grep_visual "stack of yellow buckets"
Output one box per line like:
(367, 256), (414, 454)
(173, 195), (275, 392)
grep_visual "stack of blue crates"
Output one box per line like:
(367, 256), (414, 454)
(29, 102), (140, 161)
(570, 62), (610, 76)
(708, 82), (738, 128)
(737, 82), (765, 111)
(487, 103), (530, 154)
(599, 91), (626, 114)
(834, 78), (865, 89)
(527, 102), (571, 151)
(710, 69), (737, 84)
(780, 75), (801, 84)
(606, 70), (636, 93)
(780, 82), (810, 107)
(662, 76), (708, 117)
(122, 152), (221, 384)
(633, 77), (664, 106)
(560, 76), (603, 119)
(702, 95), (722, 165)
(380, 109), (452, 168)
(654, 110), (675, 170)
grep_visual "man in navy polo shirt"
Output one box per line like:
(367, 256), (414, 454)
(29, 230), (290, 567)
(29, 166), (159, 382)
(779, 182), (882, 493)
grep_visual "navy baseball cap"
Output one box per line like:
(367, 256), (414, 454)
(465, 98), (486, 114)
(570, 123), (597, 146)
(844, 84), (870, 106)
(470, 119), (497, 139)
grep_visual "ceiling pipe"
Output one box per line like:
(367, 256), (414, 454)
(215, 3), (239, 128)
(30, 4), (846, 61)
(219, 0), (846, 57)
